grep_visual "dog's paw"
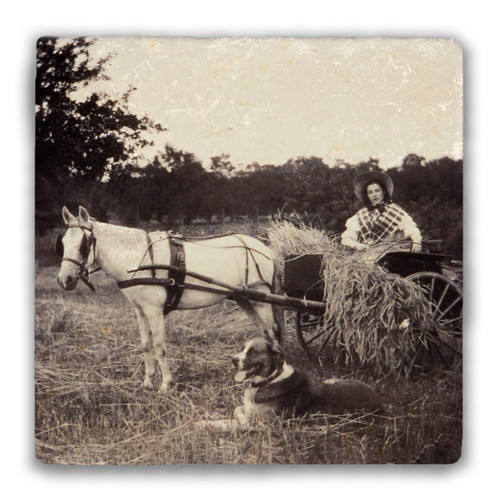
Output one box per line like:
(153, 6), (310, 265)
(195, 419), (243, 432)
(323, 377), (338, 384)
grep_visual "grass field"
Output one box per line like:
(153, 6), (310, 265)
(34, 225), (462, 465)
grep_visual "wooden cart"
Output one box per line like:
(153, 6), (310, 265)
(283, 251), (463, 365)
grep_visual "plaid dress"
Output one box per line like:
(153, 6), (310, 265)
(344, 203), (419, 245)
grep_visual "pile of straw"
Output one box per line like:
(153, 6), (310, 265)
(267, 220), (435, 377)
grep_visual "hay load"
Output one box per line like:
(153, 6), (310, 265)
(267, 220), (436, 377)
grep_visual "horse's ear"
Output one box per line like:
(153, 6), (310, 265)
(79, 206), (90, 222)
(62, 206), (74, 225)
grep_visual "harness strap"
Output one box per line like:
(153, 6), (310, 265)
(164, 238), (186, 315)
(237, 235), (250, 284)
(57, 224), (98, 293)
(234, 235), (268, 288)
(146, 233), (156, 278)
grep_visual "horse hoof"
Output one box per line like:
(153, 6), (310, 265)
(142, 379), (154, 391)
(158, 382), (173, 394)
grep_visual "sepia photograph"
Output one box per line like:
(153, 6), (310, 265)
(35, 36), (463, 465)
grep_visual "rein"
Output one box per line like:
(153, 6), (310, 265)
(162, 232), (273, 261)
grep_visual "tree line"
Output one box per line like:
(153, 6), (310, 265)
(35, 37), (463, 257)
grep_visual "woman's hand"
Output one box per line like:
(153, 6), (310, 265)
(411, 243), (422, 253)
(356, 242), (369, 251)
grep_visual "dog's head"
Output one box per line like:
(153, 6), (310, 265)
(231, 337), (284, 385)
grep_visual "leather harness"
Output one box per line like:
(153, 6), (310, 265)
(84, 230), (188, 313)
(58, 227), (278, 315)
(163, 237), (186, 315)
(137, 233), (187, 315)
(120, 233), (268, 315)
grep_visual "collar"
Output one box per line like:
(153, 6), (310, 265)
(248, 363), (285, 388)
(367, 201), (389, 213)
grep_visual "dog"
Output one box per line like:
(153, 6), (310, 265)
(231, 337), (383, 425)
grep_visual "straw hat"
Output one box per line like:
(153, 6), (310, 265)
(353, 171), (394, 202)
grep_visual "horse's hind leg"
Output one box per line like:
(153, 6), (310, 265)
(133, 306), (155, 390)
(235, 298), (283, 346)
(254, 301), (284, 345)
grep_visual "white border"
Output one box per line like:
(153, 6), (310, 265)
(5, 1), (497, 497)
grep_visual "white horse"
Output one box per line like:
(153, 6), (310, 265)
(56, 206), (283, 393)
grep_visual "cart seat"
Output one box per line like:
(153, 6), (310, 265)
(283, 254), (325, 301)
(376, 251), (451, 278)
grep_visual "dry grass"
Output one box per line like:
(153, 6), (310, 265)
(267, 220), (445, 377)
(35, 259), (462, 465)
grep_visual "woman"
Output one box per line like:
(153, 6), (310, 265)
(341, 171), (422, 252)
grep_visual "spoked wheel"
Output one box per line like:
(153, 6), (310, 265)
(407, 271), (463, 370)
(296, 312), (334, 365)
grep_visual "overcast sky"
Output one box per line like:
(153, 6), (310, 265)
(72, 37), (462, 170)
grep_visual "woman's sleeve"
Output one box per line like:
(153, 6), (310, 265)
(399, 211), (422, 243)
(341, 214), (362, 248)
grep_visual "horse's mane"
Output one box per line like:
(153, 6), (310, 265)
(91, 218), (147, 243)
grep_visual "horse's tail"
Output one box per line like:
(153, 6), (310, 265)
(271, 260), (285, 344)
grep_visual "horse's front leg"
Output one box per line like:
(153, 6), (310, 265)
(146, 306), (174, 393)
(133, 306), (155, 390)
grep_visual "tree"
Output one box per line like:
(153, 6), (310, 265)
(200, 155), (235, 223)
(281, 157), (334, 224)
(159, 146), (207, 224)
(210, 154), (235, 178)
(388, 157), (463, 256)
(35, 37), (162, 233)
(402, 153), (425, 169)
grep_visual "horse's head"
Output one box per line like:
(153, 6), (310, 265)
(56, 206), (95, 291)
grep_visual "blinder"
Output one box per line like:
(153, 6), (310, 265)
(54, 228), (95, 260)
(79, 233), (93, 259)
(55, 232), (64, 258)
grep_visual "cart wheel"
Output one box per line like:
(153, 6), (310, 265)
(407, 271), (463, 369)
(296, 312), (334, 365)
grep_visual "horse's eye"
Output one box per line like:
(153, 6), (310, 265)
(246, 347), (254, 355)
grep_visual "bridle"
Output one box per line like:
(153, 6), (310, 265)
(55, 224), (98, 292)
